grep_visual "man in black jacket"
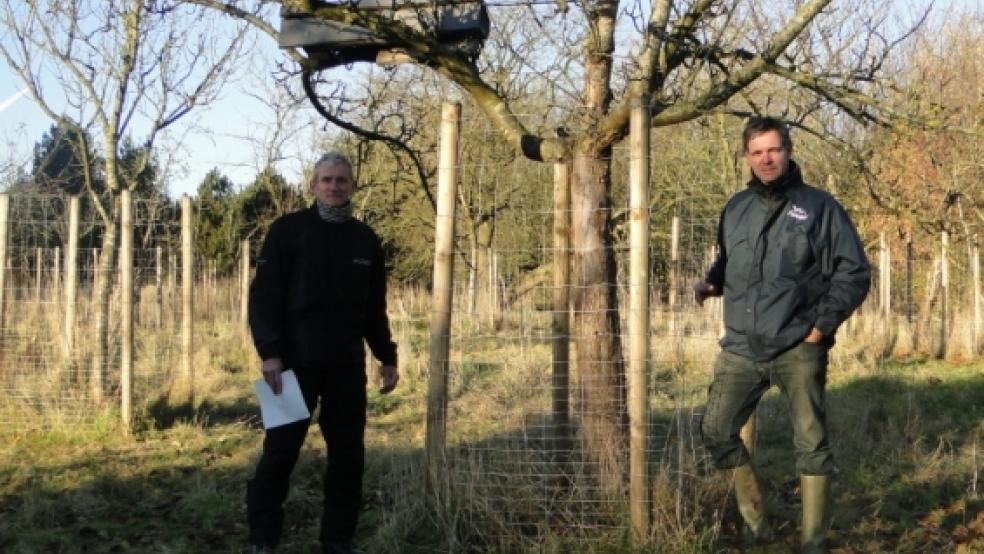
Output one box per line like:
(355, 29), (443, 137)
(695, 117), (870, 553)
(246, 152), (399, 554)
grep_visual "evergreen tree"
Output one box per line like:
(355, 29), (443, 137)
(28, 122), (102, 196)
(195, 168), (240, 274)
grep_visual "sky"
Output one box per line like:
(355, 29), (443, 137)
(0, 10), (324, 200)
(0, 73), (280, 199)
(0, 0), (977, 200)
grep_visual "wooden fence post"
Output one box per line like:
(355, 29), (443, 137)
(241, 239), (250, 331)
(181, 195), (194, 405)
(669, 215), (680, 335)
(426, 102), (460, 493)
(940, 230), (949, 359)
(64, 195), (79, 355)
(490, 251), (499, 326)
(551, 161), (572, 450)
(880, 231), (891, 318)
(906, 237), (913, 324)
(0, 194), (9, 338)
(628, 94), (651, 540)
(120, 189), (134, 431)
(973, 238), (981, 356)
(34, 247), (42, 309)
(155, 246), (163, 329)
(53, 247), (61, 306)
(169, 252), (177, 325)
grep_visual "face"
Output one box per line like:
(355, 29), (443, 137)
(309, 162), (355, 207)
(744, 130), (790, 184)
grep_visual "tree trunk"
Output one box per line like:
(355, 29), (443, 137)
(90, 209), (118, 403)
(571, 149), (628, 486)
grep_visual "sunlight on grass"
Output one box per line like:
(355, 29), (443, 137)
(1, 284), (984, 552)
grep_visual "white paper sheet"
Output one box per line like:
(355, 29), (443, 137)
(253, 369), (310, 429)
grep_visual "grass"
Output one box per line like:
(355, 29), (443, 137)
(1, 284), (983, 552)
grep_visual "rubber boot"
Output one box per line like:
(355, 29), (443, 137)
(800, 474), (829, 554)
(733, 463), (772, 544)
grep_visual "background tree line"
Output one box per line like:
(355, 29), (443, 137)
(2, 0), (981, 461)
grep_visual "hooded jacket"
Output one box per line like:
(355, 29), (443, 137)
(705, 161), (870, 362)
(248, 204), (397, 370)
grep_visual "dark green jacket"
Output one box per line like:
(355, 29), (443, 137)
(705, 162), (870, 362)
(248, 205), (397, 370)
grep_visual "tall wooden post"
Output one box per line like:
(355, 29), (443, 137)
(53, 246), (62, 313)
(169, 252), (177, 324)
(53, 247), (61, 305)
(35, 247), (43, 309)
(241, 240), (251, 330)
(64, 196), (80, 355)
(490, 252), (499, 326)
(551, 161), (572, 450)
(628, 94), (651, 539)
(973, 238), (981, 355)
(880, 231), (891, 318)
(0, 194), (10, 338)
(669, 215), (680, 335)
(466, 246), (477, 315)
(120, 189), (134, 431)
(181, 195), (195, 405)
(940, 230), (949, 359)
(155, 246), (163, 329)
(906, 237), (913, 324)
(210, 260), (218, 315)
(425, 102), (460, 492)
(92, 249), (99, 291)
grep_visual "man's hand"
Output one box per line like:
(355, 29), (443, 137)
(694, 282), (719, 306)
(804, 327), (824, 344)
(379, 364), (399, 395)
(262, 357), (284, 395)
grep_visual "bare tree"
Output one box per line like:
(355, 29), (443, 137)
(0, 0), (250, 401)
(190, 0), (928, 482)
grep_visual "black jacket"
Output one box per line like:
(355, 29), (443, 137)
(248, 205), (397, 369)
(705, 162), (870, 362)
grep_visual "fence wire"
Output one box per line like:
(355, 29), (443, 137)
(0, 119), (980, 548)
(0, 194), (187, 428)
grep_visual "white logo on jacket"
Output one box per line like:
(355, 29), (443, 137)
(352, 258), (372, 266)
(787, 204), (809, 221)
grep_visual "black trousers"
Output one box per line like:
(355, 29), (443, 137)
(247, 365), (367, 548)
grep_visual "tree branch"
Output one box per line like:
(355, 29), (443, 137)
(649, 0), (833, 127)
(301, 70), (437, 210)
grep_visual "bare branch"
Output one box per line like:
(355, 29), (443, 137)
(301, 70), (437, 209)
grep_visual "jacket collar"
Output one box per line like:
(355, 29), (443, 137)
(747, 160), (804, 199)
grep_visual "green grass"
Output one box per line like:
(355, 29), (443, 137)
(2, 298), (984, 552)
(736, 358), (984, 553)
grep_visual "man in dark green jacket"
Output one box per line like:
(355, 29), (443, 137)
(246, 152), (399, 554)
(695, 117), (870, 553)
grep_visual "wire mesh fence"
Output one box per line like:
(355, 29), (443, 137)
(0, 113), (981, 547)
(0, 193), (196, 428)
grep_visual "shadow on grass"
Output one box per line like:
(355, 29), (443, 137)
(144, 394), (262, 431)
(0, 419), (431, 553)
(6, 364), (984, 553)
(731, 366), (984, 552)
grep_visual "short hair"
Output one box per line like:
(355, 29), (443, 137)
(313, 151), (353, 173)
(742, 117), (793, 154)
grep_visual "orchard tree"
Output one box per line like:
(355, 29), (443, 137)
(0, 0), (251, 400)
(190, 0), (928, 480)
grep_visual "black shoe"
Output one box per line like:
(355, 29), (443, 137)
(249, 544), (276, 554)
(324, 540), (365, 554)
